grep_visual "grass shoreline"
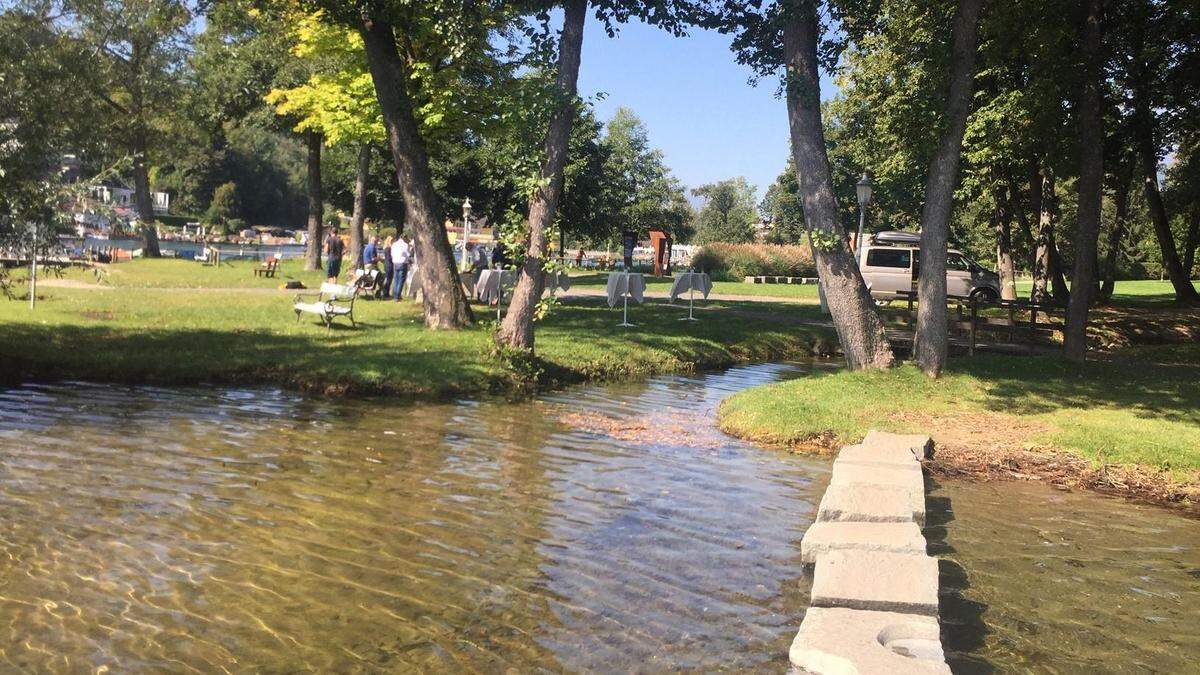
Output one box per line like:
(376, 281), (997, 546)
(2, 260), (834, 401)
(717, 348), (1200, 512)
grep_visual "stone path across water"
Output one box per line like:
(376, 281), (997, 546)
(790, 431), (950, 674)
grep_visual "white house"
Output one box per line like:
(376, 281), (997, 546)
(89, 184), (170, 215)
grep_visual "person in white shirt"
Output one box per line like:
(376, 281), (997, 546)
(390, 233), (412, 301)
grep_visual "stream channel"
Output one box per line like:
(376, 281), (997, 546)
(0, 363), (1196, 672)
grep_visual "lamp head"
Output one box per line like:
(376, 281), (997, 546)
(856, 172), (873, 207)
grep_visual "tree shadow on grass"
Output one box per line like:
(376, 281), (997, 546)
(948, 353), (1199, 427)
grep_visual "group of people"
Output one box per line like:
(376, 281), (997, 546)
(361, 233), (413, 301)
(322, 227), (516, 302)
(319, 228), (414, 301)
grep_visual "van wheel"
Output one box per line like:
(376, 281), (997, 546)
(970, 288), (999, 303)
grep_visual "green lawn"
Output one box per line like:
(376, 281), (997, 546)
(4, 260), (831, 398)
(718, 346), (1200, 479)
(570, 272), (821, 300)
(53, 257), (327, 289)
(570, 271), (1193, 304)
(1012, 278), (1199, 305)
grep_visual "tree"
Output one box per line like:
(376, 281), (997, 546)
(353, 6), (475, 329)
(704, 0), (894, 369)
(760, 160), (807, 244)
(1117, 0), (1199, 302)
(1064, 0), (1105, 362)
(692, 178), (758, 243)
(600, 107), (692, 241)
(913, 0), (985, 378)
(496, 1), (695, 352)
(497, 0), (588, 351)
(204, 181), (241, 231)
(62, 0), (195, 257)
(266, 9), (387, 269)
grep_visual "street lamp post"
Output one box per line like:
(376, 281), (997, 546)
(460, 198), (472, 271)
(855, 172), (873, 265)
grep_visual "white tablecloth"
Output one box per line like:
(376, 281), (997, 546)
(606, 272), (646, 308)
(474, 269), (517, 303)
(545, 270), (571, 294)
(669, 272), (712, 302)
(405, 265), (421, 299)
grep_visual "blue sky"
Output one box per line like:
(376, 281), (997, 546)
(577, 19), (839, 202)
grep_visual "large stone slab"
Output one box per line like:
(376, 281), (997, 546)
(800, 521), (927, 564)
(829, 460), (925, 495)
(810, 550), (940, 616)
(817, 484), (925, 526)
(862, 430), (934, 460)
(789, 607), (950, 675)
(833, 456), (923, 478)
(838, 443), (922, 468)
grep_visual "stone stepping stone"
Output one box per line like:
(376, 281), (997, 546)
(817, 484), (926, 526)
(800, 521), (927, 564)
(829, 459), (926, 495)
(790, 607), (950, 675)
(839, 442), (923, 468)
(862, 430), (934, 460)
(810, 550), (940, 616)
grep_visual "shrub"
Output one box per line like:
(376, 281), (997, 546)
(688, 242), (815, 281)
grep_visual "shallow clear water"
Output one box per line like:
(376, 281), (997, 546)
(0, 364), (833, 672)
(931, 479), (1200, 673)
(1, 366), (1197, 673)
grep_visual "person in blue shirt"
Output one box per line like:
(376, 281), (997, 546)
(363, 235), (379, 268)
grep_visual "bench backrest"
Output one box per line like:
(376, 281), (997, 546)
(320, 282), (358, 300)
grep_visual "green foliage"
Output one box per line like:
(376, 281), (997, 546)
(692, 177), (759, 244)
(760, 159), (807, 244)
(690, 242), (815, 281)
(204, 182), (241, 226)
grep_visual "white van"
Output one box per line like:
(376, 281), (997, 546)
(858, 230), (1001, 303)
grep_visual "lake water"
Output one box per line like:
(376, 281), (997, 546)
(0, 364), (1196, 672)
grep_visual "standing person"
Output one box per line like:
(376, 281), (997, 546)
(491, 240), (508, 269)
(575, 248), (585, 267)
(381, 235), (394, 298)
(470, 243), (488, 273)
(363, 235), (379, 269)
(390, 232), (412, 302)
(324, 227), (345, 282)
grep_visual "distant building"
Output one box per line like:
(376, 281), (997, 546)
(89, 184), (170, 215)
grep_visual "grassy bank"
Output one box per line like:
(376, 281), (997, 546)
(3, 260), (831, 398)
(718, 346), (1200, 507)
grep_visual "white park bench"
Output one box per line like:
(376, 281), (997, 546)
(293, 282), (360, 330)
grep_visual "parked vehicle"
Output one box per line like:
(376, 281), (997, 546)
(857, 230), (1001, 304)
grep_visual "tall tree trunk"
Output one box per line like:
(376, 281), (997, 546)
(783, 0), (893, 370)
(349, 144), (371, 270)
(497, 0), (587, 351)
(304, 129), (323, 271)
(1133, 110), (1198, 302)
(128, 38), (159, 258)
(914, 0), (985, 377)
(1097, 172), (1130, 303)
(1183, 205), (1199, 280)
(1031, 168), (1055, 304)
(995, 182), (1017, 300)
(1065, 0), (1104, 362)
(131, 142), (161, 258)
(359, 16), (473, 328)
